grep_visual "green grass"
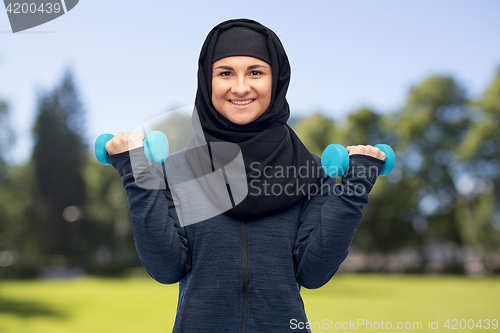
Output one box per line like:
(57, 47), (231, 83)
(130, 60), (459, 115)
(0, 274), (499, 332)
(302, 274), (499, 332)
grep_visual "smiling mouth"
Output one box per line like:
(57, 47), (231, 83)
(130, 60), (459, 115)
(229, 99), (255, 105)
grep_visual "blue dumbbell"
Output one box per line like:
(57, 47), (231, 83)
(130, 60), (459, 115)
(321, 144), (395, 177)
(94, 131), (169, 165)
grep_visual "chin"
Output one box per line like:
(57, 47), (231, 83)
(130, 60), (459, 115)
(229, 116), (255, 125)
(222, 110), (258, 125)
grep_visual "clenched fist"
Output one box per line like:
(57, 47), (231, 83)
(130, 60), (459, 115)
(346, 145), (386, 161)
(105, 132), (146, 155)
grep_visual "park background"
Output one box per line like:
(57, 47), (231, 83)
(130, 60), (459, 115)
(0, 0), (499, 332)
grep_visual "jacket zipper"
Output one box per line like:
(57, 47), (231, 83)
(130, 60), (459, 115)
(241, 221), (248, 333)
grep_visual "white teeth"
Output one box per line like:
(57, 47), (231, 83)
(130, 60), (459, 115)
(230, 99), (254, 105)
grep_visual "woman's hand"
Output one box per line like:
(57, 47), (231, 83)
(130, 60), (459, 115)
(105, 132), (146, 155)
(346, 145), (386, 161)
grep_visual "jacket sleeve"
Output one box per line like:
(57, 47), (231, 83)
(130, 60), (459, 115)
(108, 147), (191, 284)
(293, 154), (384, 289)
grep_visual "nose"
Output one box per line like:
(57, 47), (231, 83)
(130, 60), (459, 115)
(231, 76), (251, 96)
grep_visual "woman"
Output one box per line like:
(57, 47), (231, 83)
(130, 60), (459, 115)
(105, 19), (385, 333)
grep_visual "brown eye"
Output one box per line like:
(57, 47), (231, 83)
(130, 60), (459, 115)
(250, 70), (263, 76)
(220, 71), (231, 76)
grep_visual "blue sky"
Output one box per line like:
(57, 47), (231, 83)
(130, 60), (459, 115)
(1, 0), (499, 164)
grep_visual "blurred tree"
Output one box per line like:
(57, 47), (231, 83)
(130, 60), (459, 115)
(456, 67), (500, 257)
(80, 156), (140, 274)
(396, 77), (469, 238)
(392, 76), (470, 272)
(31, 69), (87, 266)
(153, 110), (194, 154)
(0, 100), (15, 184)
(0, 163), (40, 277)
(294, 112), (336, 156)
(338, 107), (384, 145)
(0, 99), (40, 277)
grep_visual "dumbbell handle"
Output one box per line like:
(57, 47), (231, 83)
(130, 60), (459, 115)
(321, 144), (395, 177)
(94, 131), (169, 165)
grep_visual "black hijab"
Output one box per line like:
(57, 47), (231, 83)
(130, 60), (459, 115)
(185, 18), (320, 222)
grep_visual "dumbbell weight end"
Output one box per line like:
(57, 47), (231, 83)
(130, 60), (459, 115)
(95, 133), (114, 165)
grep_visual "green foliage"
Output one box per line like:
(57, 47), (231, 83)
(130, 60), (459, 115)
(456, 194), (500, 253)
(459, 67), (500, 160)
(340, 107), (383, 146)
(81, 156), (140, 271)
(454, 67), (500, 254)
(0, 100), (39, 277)
(0, 163), (41, 277)
(397, 76), (468, 149)
(393, 76), (470, 247)
(153, 111), (194, 154)
(0, 100), (15, 184)
(294, 112), (336, 156)
(1, 72), (141, 278)
(31, 70), (88, 263)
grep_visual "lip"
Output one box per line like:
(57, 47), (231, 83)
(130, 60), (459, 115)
(227, 99), (256, 109)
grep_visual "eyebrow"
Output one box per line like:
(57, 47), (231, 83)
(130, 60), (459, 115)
(214, 64), (268, 71)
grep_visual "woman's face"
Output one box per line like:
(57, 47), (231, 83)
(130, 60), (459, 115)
(212, 56), (272, 125)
